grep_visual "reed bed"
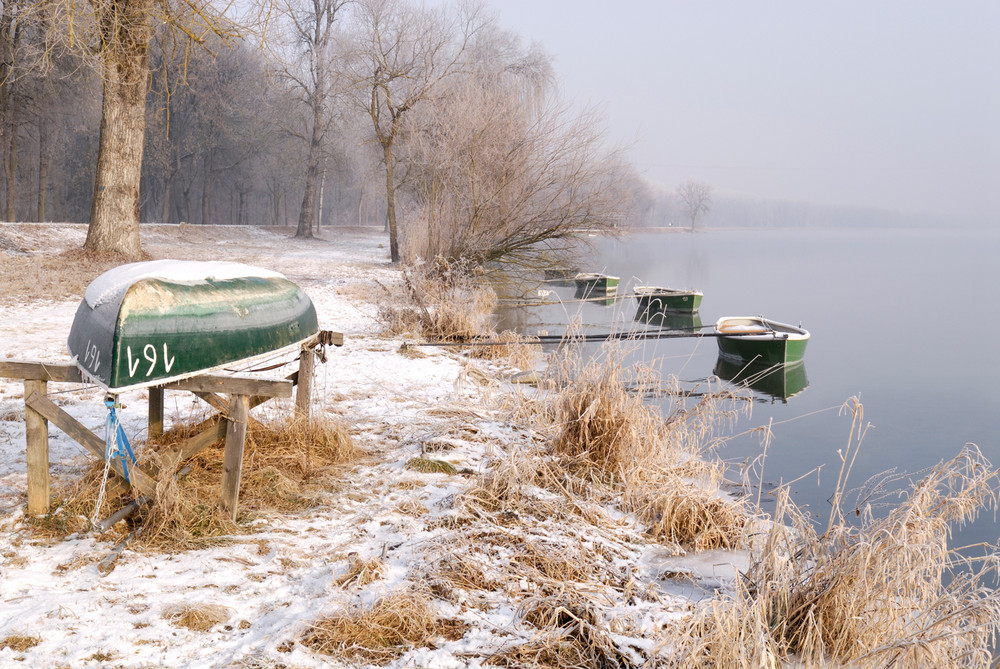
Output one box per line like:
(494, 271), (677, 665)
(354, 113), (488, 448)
(666, 400), (1000, 668)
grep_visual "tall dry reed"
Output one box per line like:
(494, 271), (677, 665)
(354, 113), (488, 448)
(668, 399), (1000, 668)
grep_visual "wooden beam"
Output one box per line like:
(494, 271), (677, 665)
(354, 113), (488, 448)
(0, 361), (82, 382)
(25, 392), (157, 498)
(24, 380), (50, 515)
(163, 375), (292, 398)
(295, 348), (315, 417)
(169, 420), (228, 462)
(148, 387), (164, 438)
(219, 394), (249, 520)
(193, 391), (228, 414)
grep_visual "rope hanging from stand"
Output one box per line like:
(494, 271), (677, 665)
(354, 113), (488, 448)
(92, 396), (138, 528)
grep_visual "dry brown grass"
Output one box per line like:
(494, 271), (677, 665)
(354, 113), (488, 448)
(378, 260), (541, 369)
(668, 401), (1000, 668)
(488, 593), (634, 668)
(627, 481), (748, 552)
(27, 414), (359, 550)
(0, 633), (42, 651)
(549, 350), (665, 483)
(335, 554), (386, 587)
(468, 329), (541, 370)
(0, 249), (132, 306)
(162, 603), (234, 631)
(300, 590), (440, 662)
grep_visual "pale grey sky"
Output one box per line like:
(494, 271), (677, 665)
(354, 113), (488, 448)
(491, 1), (1000, 221)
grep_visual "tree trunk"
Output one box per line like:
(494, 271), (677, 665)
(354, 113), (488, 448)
(201, 151), (213, 225)
(383, 142), (399, 263)
(0, 0), (16, 222)
(3, 124), (15, 222)
(295, 110), (323, 239)
(36, 122), (48, 221)
(84, 0), (153, 259)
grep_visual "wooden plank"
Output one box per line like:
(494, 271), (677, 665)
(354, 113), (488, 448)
(193, 391), (228, 414)
(295, 348), (315, 417)
(24, 380), (50, 515)
(148, 387), (164, 438)
(172, 420), (228, 461)
(163, 374), (292, 398)
(0, 361), (83, 382)
(25, 392), (157, 498)
(219, 394), (249, 520)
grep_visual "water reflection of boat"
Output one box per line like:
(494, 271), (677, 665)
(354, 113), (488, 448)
(634, 286), (702, 314)
(574, 283), (618, 306)
(714, 356), (809, 402)
(635, 308), (703, 331)
(715, 316), (809, 365)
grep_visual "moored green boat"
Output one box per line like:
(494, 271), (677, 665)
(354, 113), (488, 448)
(634, 286), (703, 315)
(67, 260), (319, 393)
(573, 272), (619, 294)
(715, 316), (809, 366)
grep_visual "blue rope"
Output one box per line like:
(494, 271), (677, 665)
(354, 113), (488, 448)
(104, 398), (137, 482)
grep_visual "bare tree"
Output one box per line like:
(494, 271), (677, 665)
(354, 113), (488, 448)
(677, 178), (713, 230)
(30, 0), (258, 257)
(400, 30), (632, 268)
(276, 0), (348, 238)
(348, 0), (484, 263)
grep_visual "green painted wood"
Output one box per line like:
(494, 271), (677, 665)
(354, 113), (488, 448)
(69, 275), (318, 392)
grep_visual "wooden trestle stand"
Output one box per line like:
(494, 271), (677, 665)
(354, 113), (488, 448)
(0, 331), (343, 520)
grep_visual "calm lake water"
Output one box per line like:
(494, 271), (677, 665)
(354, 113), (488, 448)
(499, 227), (1000, 548)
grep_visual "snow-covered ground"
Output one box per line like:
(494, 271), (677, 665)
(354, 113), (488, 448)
(0, 223), (739, 667)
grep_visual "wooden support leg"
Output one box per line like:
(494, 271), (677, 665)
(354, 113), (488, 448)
(148, 386), (164, 439)
(219, 394), (249, 521)
(24, 379), (49, 515)
(295, 348), (315, 418)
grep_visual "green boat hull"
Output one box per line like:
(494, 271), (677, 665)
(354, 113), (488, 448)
(634, 287), (702, 315)
(715, 317), (810, 366)
(68, 264), (318, 393)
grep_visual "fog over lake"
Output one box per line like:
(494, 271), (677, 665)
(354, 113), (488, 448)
(492, 1), (1000, 224)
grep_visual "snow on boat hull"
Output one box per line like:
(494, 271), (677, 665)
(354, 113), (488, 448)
(68, 261), (319, 393)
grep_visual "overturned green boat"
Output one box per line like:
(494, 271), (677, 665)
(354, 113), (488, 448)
(68, 260), (319, 393)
